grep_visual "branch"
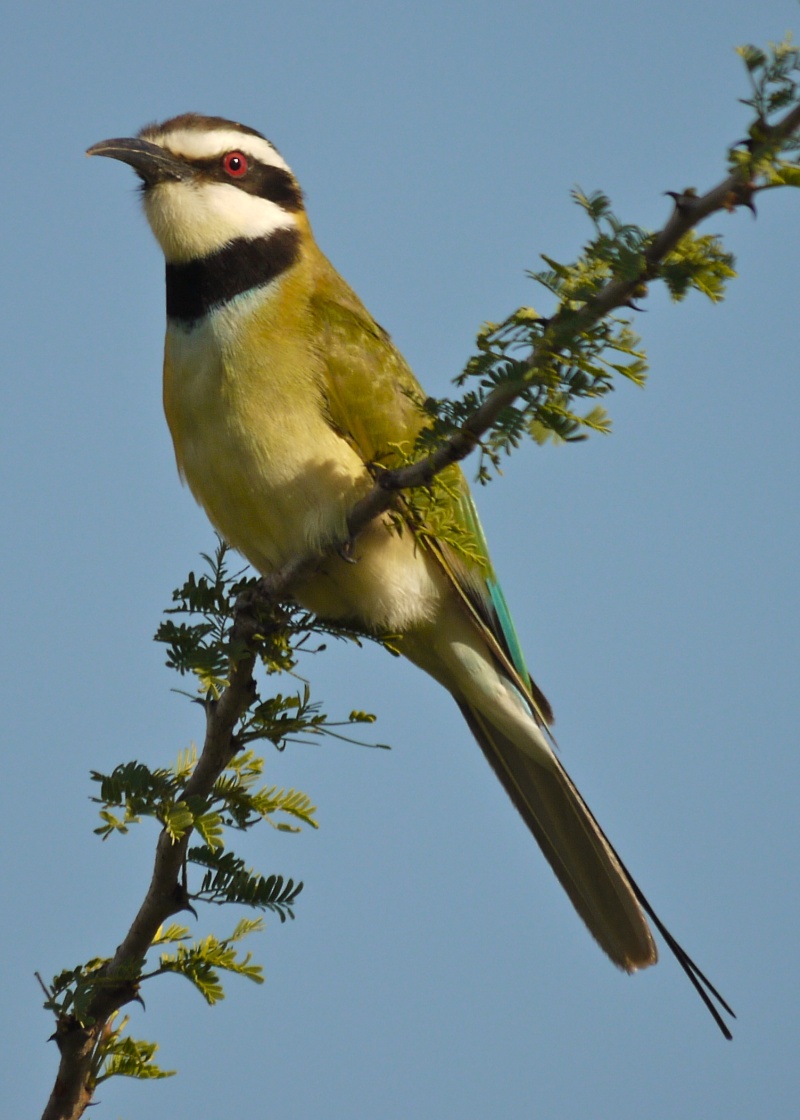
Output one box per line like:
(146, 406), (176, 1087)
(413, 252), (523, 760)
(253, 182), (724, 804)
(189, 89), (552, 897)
(41, 615), (259, 1120)
(255, 95), (800, 605)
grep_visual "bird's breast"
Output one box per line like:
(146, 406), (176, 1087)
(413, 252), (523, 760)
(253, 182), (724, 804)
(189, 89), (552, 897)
(161, 290), (444, 634)
(163, 292), (368, 572)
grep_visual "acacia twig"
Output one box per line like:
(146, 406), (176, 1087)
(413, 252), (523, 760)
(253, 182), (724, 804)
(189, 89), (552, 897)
(256, 97), (800, 606)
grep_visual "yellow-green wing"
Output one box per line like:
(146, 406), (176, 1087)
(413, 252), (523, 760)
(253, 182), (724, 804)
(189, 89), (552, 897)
(309, 249), (553, 726)
(309, 249), (429, 458)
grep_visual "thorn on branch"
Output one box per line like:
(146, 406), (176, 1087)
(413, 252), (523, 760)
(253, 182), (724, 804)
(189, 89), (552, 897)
(230, 731), (248, 756)
(169, 879), (197, 919)
(730, 182), (758, 216)
(665, 188), (699, 213)
(337, 539), (359, 563)
(50, 1015), (87, 1044)
(625, 282), (649, 311)
(241, 677), (258, 706)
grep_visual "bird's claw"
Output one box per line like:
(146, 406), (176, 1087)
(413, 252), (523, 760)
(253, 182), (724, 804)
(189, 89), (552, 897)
(337, 539), (358, 563)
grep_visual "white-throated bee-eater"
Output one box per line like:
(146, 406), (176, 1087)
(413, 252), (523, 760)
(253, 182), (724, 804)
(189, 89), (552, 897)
(88, 113), (732, 1034)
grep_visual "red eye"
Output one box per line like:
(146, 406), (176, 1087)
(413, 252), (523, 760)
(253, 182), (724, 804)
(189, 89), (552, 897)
(222, 151), (248, 177)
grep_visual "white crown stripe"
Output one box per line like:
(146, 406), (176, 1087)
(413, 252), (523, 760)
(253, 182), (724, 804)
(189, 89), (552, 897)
(141, 127), (291, 174)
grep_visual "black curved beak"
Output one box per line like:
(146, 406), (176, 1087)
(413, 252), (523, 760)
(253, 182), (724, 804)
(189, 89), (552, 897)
(86, 137), (194, 185)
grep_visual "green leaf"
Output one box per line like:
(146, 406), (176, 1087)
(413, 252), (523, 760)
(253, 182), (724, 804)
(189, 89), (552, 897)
(194, 810), (225, 850)
(737, 44), (767, 73)
(157, 924), (266, 1004)
(94, 807), (140, 839)
(230, 917), (265, 941)
(187, 846), (305, 918)
(152, 923), (191, 945)
(162, 800), (195, 841)
(661, 231), (736, 302)
(766, 162), (800, 187)
(96, 1033), (175, 1083)
(174, 745), (198, 780)
(349, 710), (377, 723)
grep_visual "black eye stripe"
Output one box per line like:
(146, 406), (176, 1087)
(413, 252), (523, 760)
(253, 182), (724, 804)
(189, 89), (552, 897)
(184, 155), (304, 211)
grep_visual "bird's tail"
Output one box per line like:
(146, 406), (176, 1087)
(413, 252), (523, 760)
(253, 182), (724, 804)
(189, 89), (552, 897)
(456, 697), (735, 1035)
(457, 699), (657, 970)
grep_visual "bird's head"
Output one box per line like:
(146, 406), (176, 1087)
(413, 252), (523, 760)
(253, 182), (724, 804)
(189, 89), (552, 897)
(87, 113), (305, 265)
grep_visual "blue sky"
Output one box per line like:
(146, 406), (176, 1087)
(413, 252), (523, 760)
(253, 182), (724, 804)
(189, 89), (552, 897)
(3, 1), (799, 1117)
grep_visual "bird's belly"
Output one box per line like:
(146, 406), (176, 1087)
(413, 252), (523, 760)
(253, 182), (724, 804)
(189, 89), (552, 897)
(163, 309), (442, 633)
(297, 515), (445, 633)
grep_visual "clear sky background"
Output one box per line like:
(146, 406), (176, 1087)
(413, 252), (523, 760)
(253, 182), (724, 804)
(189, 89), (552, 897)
(3, 2), (799, 1117)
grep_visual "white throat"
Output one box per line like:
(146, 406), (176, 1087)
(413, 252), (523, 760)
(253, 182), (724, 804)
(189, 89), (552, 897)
(143, 179), (296, 264)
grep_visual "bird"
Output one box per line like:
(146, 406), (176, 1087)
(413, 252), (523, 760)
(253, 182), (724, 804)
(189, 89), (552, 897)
(87, 113), (732, 1034)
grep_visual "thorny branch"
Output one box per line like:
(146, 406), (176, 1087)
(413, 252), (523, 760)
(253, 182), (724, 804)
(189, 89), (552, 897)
(256, 97), (800, 605)
(41, 623), (258, 1120)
